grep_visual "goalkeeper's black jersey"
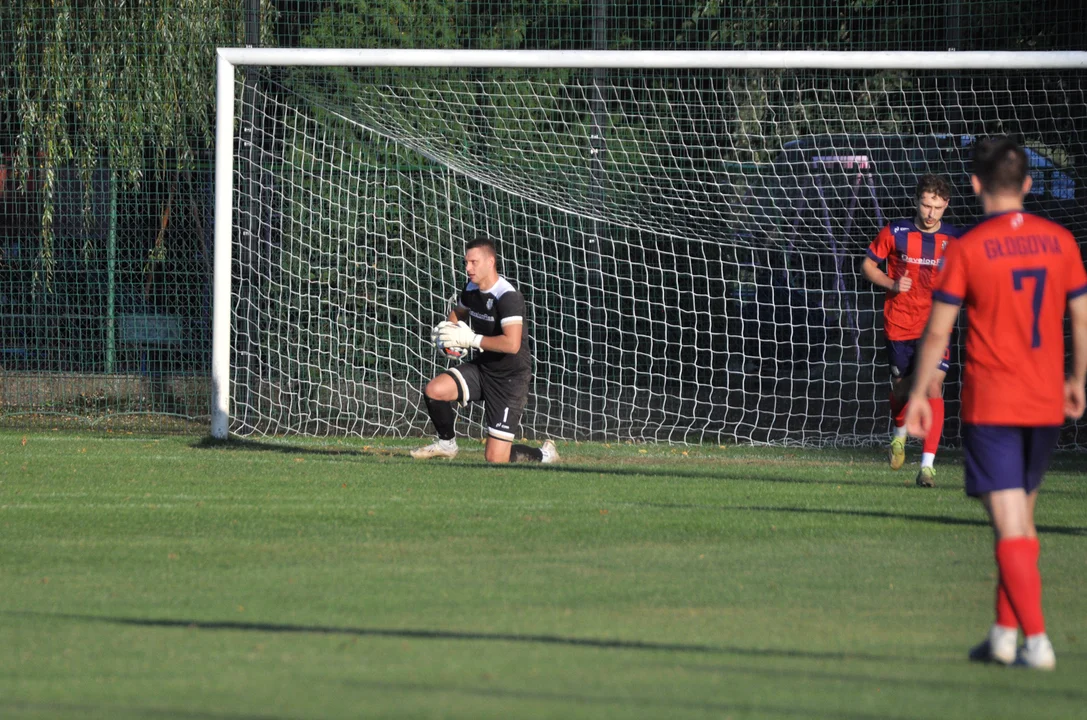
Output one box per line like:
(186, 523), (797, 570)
(457, 277), (531, 378)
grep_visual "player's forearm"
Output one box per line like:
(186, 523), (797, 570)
(477, 332), (520, 355)
(861, 259), (894, 291)
(1069, 297), (1087, 385)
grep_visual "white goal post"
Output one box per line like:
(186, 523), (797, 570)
(212, 49), (1087, 444)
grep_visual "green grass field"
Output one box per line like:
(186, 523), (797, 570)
(2, 429), (1086, 719)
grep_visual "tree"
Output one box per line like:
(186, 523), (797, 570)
(0, 0), (274, 293)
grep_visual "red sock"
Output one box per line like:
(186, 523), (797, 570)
(923, 397), (944, 454)
(995, 537), (1045, 636)
(889, 391), (908, 429)
(998, 536), (1042, 629)
(1027, 536), (1041, 565)
(996, 578), (1018, 629)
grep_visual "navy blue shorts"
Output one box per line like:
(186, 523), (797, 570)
(885, 339), (950, 379)
(961, 424), (1061, 498)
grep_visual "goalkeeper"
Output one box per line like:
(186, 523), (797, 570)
(411, 237), (559, 464)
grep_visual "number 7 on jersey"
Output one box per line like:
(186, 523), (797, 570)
(1011, 268), (1047, 349)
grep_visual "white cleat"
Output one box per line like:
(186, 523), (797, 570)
(410, 439), (458, 460)
(540, 440), (560, 464)
(1015, 634), (1056, 670)
(968, 625), (1018, 665)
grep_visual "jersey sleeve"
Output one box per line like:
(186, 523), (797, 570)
(866, 225), (894, 263)
(496, 290), (525, 328)
(1065, 237), (1087, 300)
(933, 237), (968, 306)
(944, 223), (964, 240)
(455, 286), (468, 311)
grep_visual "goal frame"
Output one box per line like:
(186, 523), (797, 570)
(211, 48), (1087, 439)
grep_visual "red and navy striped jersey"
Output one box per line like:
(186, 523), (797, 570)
(867, 220), (963, 341)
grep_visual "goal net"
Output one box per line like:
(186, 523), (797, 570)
(213, 50), (1087, 446)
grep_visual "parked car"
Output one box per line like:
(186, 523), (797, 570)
(743, 133), (1078, 250)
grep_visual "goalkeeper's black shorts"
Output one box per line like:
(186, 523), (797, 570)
(444, 362), (530, 441)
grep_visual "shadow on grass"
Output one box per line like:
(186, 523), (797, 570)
(671, 658), (1087, 702)
(188, 438), (1085, 533)
(0, 681), (970, 720)
(554, 461), (1087, 500)
(192, 436), (393, 458)
(0, 700), (283, 720)
(13, 610), (916, 665)
(191, 437), (1087, 498)
(621, 502), (1087, 537)
(336, 678), (933, 720)
(12, 613), (1084, 717)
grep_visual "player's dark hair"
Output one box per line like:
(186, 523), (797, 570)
(915, 173), (951, 201)
(465, 237), (498, 258)
(972, 136), (1029, 194)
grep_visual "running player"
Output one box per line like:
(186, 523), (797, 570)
(906, 137), (1087, 669)
(411, 237), (558, 465)
(862, 174), (962, 486)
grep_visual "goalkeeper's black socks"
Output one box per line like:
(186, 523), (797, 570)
(510, 444), (544, 463)
(424, 395), (457, 440)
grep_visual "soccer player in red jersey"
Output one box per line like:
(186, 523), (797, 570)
(862, 175), (962, 486)
(906, 137), (1087, 670)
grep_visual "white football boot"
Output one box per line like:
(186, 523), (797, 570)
(1015, 634), (1056, 670)
(410, 438), (459, 460)
(540, 440), (560, 464)
(968, 625), (1018, 666)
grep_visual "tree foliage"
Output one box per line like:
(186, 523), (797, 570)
(0, 0), (275, 290)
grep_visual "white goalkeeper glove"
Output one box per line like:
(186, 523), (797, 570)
(438, 320), (483, 350)
(431, 321), (451, 348)
(430, 320), (476, 357)
(431, 321), (460, 356)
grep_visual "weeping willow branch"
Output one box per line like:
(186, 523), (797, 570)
(5, 0), (277, 293)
